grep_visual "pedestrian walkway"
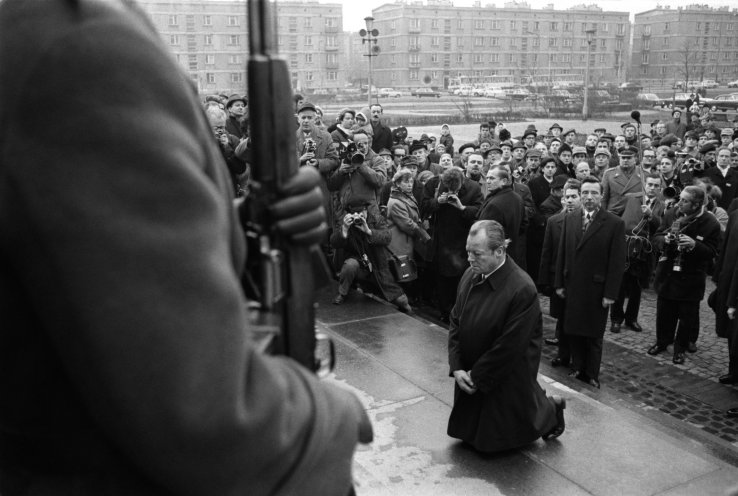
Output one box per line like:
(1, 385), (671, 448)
(317, 286), (738, 495)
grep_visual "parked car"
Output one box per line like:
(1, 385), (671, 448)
(378, 87), (402, 98)
(483, 87), (507, 99)
(506, 87), (531, 100)
(620, 81), (643, 91)
(412, 87), (441, 98)
(661, 93), (693, 109)
(702, 79), (719, 89)
(703, 93), (738, 112)
(636, 93), (662, 107)
(727, 80), (738, 88)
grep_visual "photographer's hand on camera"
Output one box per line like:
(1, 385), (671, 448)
(299, 152), (317, 166)
(677, 234), (696, 252)
(446, 194), (465, 211)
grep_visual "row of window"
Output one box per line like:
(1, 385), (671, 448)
(640, 65), (737, 75)
(399, 52), (608, 64)
(641, 51), (738, 63)
(403, 36), (616, 48)
(641, 21), (737, 35)
(642, 36), (738, 49)
(167, 14), (340, 29)
(400, 18), (626, 35)
(169, 34), (339, 47)
(202, 71), (338, 84)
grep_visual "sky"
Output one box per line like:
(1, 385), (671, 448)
(340, 0), (738, 31)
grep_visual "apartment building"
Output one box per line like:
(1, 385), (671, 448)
(632, 5), (738, 87)
(369, 0), (630, 90)
(138, 0), (344, 95)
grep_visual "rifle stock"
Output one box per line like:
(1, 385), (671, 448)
(246, 0), (316, 370)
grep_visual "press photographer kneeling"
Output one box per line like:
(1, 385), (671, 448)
(330, 199), (413, 313)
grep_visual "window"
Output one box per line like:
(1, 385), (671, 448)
(725, 51), (732, 58)
(713, 37), (719, 47)
(457, 37), (464, 47)
(432, 19), (439, 29)
(228, 16), (239, 27)
(474, 54), (483, 63)
(564, 22), (572, 32)
(325, 17), (338, 28)
(457, 19), (463, 29)
(289, 55), (297, 68)
(510, 37), (517, 47)
(410, 36), (420, 49)
(533, 21), (540, 31)
(617, 40), (623, 50)
(660, 67), (667, 75)
(391, 38), (396, 47)
(599, 54), (605, 63)
(205, 54), (215, 65)
(203, 15), (211, 26)
(490, 53), (499, 62)
(641, 66), (648, 75)
(432, 36), (440, 46)
(169, 35), (179, 45)
(508, 54), (516, 63)
(550, 22), (558, 32)
(306, 72), (313, 82)
(643, 39), (650, 50)
(204, 34), (213, 45)
(600, 39), (606, 48)
(327, 53), (337, 64)
(409, 70), (418, 80)
(228, 35), (241, 46)
(563, 38), (572, 47)
(229, 55), (241, 65)
(562, 54), (571, 63)
(474, 36), (484, 46)
(326, 35), (337, 47)
(390, 20), (396, 30)
(601, 23), (609, 33)
(391, 54), (396, 64)
(548, 37), (558, 47)
(511, 20), (516, 30)
(304, 17), (311, 28)
(168, 15), (177, 26)
(663, 22), (669, 32)
(328, 71), (337, 81)
(617, 23), (625, 35)
(532, 37), (540, 47)
(432, 71), (439, 80)
(475, 19), (485, 29)
(662, 37), (668, 47)
(643, 25), (651, 35)
(305, 53), (313, 63)
(492, 20), (501, 30)
(662, 52), (669, 60)
(550, 54), (557, 63)
(641, 53), (649, 64)
(206, 73), (215, 84)
(456, 54), (463, 62)
(391, 72), (397, 81)
(431, 53), (439, 63)
(410, 18), (420, 29)
(231, 73), (243, 83)
(410, 54), (420, 65)
(490, 37), (499, 46)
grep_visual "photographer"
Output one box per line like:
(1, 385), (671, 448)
(327, 130), (387, 222)
(330, 200), (412, 313)
(206, 105), (246, 197)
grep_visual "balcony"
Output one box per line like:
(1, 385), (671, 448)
(324, 26), (339, 33)
(409, 60), (421, 67)
(409, 45), (421, 51)
(324, 45), (339, 51)
(408, 26), (421, 33)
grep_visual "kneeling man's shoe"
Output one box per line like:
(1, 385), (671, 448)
(543, 396), (566, 440)
(673, 352), (686, 365)
(727, 407), (738, 418)
(719, 374), (738, 385)
(647, 344), (666, 356)
(393, 294), (413, 313)
(610, 322), (621, 334)
(625, 321), (643, 332)
(588, 378), (601, 389)
(551, 357), (569, 367)
(544, 337), (559, 346)
(332, 294), (346, 305)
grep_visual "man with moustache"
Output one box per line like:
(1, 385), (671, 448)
(447, 220), (566, 452)
(369, 103), (393, 153)
(555, 177), (626, 388)
(465, 152), (486, 195)
(540, 180), (582, 364)
(704, 147), (738, 210)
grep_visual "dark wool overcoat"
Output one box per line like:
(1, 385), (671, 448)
(539, 209), (566, 319)
(477, 186), (525, 268)
(713, 210), (738, 338)
(447, 259), (557, 452)
(554, 208), (626, 338)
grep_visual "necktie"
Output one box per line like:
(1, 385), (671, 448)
(583, 212), (592, 232)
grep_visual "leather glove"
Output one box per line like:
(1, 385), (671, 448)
(270, 167), (328, 245)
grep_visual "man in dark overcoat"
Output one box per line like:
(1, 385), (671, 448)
(369, 103), (393, 153)
(555, 177), (626, 388)
(648, 186), (721, 364)
(713, 209), (738, 384)
(448, 220), (565, 452)
(539, 180), (581, 367)
(478, 165), (525, 267)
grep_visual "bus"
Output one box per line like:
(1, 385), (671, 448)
(521, 73), (584, 90)
(448, 74), (517, 93)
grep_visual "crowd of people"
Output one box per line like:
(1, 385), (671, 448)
(208, 89), (738, 417)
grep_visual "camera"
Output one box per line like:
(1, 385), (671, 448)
(338, 141), (365, 166)
(302, 137), (317, 155)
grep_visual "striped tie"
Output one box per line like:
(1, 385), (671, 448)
(583, 212), (592, 232)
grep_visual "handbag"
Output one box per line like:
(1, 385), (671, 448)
(387, 250), (418, 282)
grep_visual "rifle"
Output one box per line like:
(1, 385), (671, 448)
(245, 0), (331, 373)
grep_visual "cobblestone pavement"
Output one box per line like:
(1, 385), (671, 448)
(412, 279), (738, 449)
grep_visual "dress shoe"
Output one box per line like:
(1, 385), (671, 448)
(542, 396), (566, 440)
(588, 378), (601, 389)
(551, 357), (570, 368)
(719, 374), (738, 385)
(332, 294), (346, 305)
(625, 321), (643, 333)
(727, 407), (738, 418)
(610, 322), (621, 334)
(647, 344), (666, 356)
(544, 337), (559, 346)
(673, 352), (686, 365)
(687, 342), (697, 353)
(393, 294), (413, 313)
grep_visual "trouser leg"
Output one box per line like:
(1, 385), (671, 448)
(656, 296), (679, 348)
(556, 315), (571, 363)
(610, 274), (627, 324)
(675, 300), (700, 352)
(338, 258), (361, 296)
(568, 335), (586, 374)
(623, 273), (642, 323)
(584, 337), (604, 381)
(729, 327), (738, 377)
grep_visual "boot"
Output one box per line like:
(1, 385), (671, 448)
(393, 294), (412, 313)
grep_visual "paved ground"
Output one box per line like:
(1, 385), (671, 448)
(409, 280), (738, 449)
(316, 284), (738, 495)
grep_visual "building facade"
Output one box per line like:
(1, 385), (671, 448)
(632, 5), (738, 88)
(138, 0), (344, 95)
(369, 0), (629, 91)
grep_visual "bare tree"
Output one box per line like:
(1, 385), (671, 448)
(675, 38), (701, 90)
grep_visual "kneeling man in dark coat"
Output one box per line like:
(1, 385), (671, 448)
(447, 220), (565, 452)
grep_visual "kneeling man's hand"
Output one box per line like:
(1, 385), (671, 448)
(453, 370), (477, 395)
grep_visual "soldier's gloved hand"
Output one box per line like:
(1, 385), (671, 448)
(271, 166), (327, 245)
